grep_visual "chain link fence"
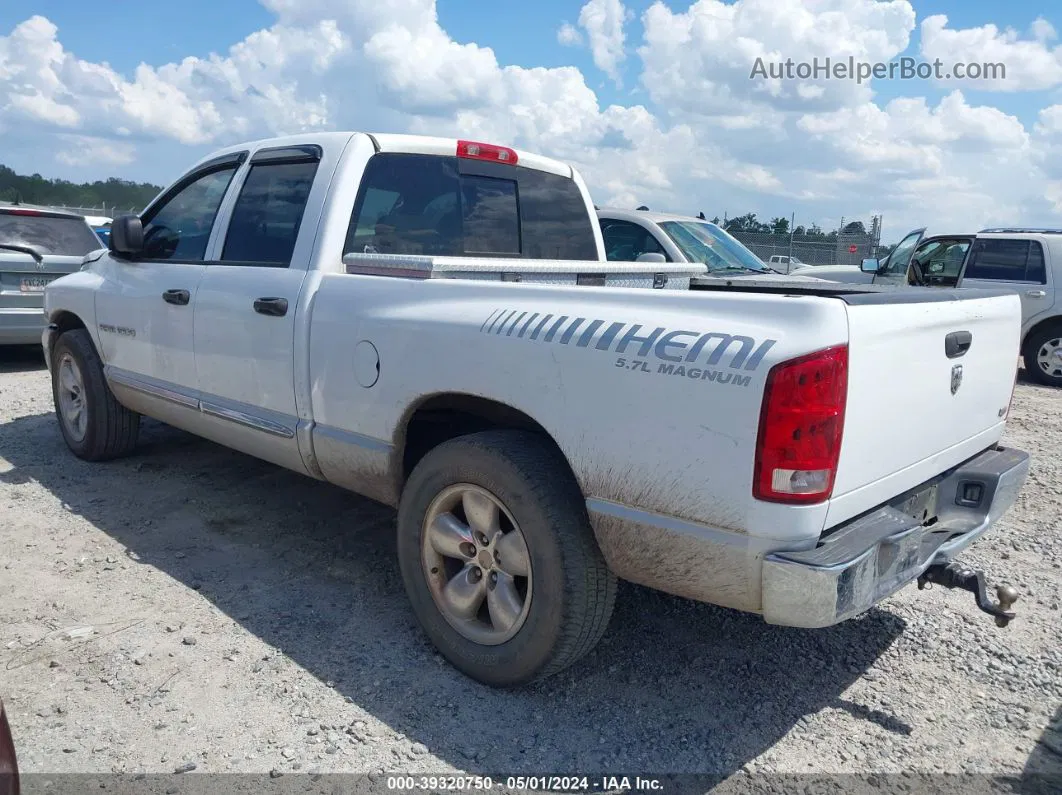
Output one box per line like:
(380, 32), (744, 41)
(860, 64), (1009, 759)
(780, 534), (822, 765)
(0, 201), (139, 218)
(728, 224), (883, 269)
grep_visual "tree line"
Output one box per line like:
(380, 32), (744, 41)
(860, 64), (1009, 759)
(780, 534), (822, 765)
(0, 164), (163, 211)
(704, 212), (868, 240)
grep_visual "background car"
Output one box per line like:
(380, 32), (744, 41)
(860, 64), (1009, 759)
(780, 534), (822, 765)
(0, 205), (104, 346)
(596, 207), (823, 282)
(767, 254), (807, 272)
(84, 215), (113, 246)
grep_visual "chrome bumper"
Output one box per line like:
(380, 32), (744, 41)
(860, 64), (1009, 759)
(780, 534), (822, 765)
(761, 446), (1031, 628)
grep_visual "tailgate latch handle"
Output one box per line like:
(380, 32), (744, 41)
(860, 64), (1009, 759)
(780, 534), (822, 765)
(944, 330), (973, 359)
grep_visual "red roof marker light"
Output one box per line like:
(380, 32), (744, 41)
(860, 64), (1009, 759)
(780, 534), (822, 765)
(457, 140), (518, 166)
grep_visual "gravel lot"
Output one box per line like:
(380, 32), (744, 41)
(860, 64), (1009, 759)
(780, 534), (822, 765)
(0, 345), (1060, 790)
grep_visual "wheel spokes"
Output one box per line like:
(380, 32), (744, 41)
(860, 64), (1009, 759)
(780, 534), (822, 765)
(494, 530), (531, 578)
(441, 563), (488, 621)
(487, 572), (523, 633)
(59, 363), (78, 394)
(428, 512), (475, 560)
(462, 489), (500, 542)
(422, 484), (534, 645)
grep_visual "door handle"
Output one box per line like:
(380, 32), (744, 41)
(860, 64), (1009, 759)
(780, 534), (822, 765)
(253, 297), (288, 317)
(944, 330), (973, 359)
(162, 289), (190, 306)
(1026, 290), (1047, 298)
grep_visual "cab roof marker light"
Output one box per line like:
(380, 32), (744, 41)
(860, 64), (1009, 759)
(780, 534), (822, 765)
(457, 140), (519, 166)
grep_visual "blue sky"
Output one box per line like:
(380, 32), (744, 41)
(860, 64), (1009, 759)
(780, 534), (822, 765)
(5, 0), (1054, 117)
(3, 1), (1062, 240)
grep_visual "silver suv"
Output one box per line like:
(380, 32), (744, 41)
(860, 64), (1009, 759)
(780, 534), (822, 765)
(1, 205), (103, 346)
(952, 229), (1060, 387)
(880, 228), (1060, 387)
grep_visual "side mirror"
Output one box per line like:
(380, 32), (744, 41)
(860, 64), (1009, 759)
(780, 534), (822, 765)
(109, 215), (144, 258)
(860, 257), (879, 273)
(636, 252), (667, 263)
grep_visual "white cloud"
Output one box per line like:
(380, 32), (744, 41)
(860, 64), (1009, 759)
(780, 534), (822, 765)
(639, 0), (917, 116)
(557, 23), (583, 47)
(1031, 17), (1057, 44)
(920, 14), (1062, 91)
(3, 1), (1062, 242)
(578, 0), (632, 84)
(55, 135), (136, 167)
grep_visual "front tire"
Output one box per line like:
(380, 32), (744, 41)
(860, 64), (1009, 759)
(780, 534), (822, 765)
(1022, 325), (1062, 387)
(397, 430), (617, 687)
(51, 329), (140, 461)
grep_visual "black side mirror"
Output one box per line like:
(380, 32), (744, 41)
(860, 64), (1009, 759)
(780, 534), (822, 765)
(109, 215), (144, 258)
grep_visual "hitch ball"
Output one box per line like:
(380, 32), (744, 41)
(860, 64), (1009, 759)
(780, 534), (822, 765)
(917, 562), (1019, 627)
(995, 584), (1020, 627)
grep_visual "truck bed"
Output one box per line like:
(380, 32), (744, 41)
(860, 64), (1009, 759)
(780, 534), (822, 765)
(690, 274), (1015, 303)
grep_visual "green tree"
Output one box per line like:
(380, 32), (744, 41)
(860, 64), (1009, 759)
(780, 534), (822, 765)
(0, 165), (162, 212)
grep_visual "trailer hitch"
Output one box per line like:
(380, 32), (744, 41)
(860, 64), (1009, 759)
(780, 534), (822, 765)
(917, 562), (1019, 627)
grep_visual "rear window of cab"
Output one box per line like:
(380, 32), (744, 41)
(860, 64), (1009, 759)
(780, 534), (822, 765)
(344, 153), (597, 261)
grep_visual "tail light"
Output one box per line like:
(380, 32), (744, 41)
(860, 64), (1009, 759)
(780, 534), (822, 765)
(753, 345), (849, 504)
(457, 140), (518, 165)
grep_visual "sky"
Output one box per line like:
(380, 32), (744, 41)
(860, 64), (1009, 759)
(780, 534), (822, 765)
(2, 0), (1062, 243)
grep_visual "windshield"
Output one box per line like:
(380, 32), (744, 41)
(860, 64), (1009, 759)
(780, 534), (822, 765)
(0, 212), (102, 256)
(658, 220), (769, 273)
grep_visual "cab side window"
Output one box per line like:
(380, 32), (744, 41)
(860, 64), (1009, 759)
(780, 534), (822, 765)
(141, 166), (239, 261)
(221, 159), (320, 266)
(600, 220), (667, 261)
(965, 239), (1047, 283)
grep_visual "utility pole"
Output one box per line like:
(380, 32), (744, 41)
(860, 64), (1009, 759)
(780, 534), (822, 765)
(788, 211), (795, 263)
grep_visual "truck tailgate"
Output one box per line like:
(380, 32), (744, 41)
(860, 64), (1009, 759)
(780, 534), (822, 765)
(825, 289), (1021, 527)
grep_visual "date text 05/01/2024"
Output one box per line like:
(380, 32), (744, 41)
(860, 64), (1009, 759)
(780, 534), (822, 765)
(385, 775), (665, 792)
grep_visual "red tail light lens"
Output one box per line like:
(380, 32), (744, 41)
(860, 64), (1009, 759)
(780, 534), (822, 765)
(457, 140), (518, 165)
(753, 345), (849, 504)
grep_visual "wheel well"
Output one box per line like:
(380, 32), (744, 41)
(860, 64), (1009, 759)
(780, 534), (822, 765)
(1023, 316), (1062, 354)
(400, 394), (574, 482)
(48, 311), (87, 353)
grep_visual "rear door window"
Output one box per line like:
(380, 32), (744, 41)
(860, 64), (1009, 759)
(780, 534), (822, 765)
(345, 153), (596, 260)
(221, 160), (319, 266)
(0, 212), (102, 256)
(965, 239), (1047, 283)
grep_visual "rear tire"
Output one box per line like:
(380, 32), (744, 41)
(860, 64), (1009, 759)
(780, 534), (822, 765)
(51, 329), (140, 461)
(397, 429), (617, 687)
(1022, 324), (1062, 387)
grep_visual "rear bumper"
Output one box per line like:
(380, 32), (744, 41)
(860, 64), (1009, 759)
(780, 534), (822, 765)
(0, 306), (47, 346)
(761, 446), (1030, 628)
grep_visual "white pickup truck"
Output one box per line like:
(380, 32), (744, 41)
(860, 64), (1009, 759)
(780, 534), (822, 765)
(42, 132), (1030, 687)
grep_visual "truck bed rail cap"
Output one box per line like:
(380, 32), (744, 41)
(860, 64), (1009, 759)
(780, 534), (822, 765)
(342, 252), (708, 279)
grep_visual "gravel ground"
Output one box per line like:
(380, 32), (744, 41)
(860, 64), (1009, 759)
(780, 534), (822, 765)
(0, 345), (1060, 791)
